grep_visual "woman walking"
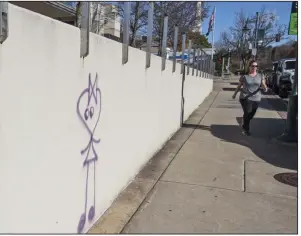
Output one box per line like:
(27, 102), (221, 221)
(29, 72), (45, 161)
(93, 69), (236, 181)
(232, 60), (268, 135)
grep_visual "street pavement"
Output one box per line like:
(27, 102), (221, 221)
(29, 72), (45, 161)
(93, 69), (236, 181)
(88, 77), (297, 234)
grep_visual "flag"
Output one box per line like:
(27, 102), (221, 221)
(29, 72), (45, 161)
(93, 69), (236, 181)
(206, 7), (215, 37)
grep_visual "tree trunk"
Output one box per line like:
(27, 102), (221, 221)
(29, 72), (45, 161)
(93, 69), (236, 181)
(157, 15), (164, 56)
(130, 35), (135, 47)
(243, 59), (247, 74)
(129, 2), (140, 47)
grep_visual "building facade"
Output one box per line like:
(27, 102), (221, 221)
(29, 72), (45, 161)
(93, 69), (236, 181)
(89, 3), (120, 39)
(192, 1), (203, 34)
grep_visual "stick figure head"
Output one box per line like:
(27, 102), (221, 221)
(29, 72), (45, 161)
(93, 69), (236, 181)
(77, 73), (101, 134)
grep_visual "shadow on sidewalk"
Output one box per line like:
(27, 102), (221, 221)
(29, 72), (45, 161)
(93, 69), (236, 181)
(183, 117), (297, 171)
(260, 97), (288, 112)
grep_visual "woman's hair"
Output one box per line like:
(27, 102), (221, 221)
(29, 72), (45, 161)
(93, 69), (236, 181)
(249, 60), (257, 67)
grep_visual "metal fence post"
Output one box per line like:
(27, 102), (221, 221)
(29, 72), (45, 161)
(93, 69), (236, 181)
(145, 2), (153, 69)
(187, 40), (191, 75)
(192, 47), (196, 76)
(196, 49), (200, 77)
(205, 55), (209, 79)
(122, 2), (130, 64)
(199, 50), (203, 77)
(181, 32), (186, 74)
(208, 60), (210, 79)
(209, 60), (212, 79)
(161, 14), (168, 71)
(208, 59), (210, 79)
(209, 57), (212, 78)
(172, 26), (178, 73)
(80, 2), (90, 58)
(208, 57), (211, 78)
(210, 60), (213, 79)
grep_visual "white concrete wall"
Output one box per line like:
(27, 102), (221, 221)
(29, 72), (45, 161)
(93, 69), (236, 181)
(0, 4), (213, 233)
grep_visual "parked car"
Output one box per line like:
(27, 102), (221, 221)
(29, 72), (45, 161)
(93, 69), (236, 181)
(278, 73), (294, 98)
(266, 61), (278, 88)
(271, 58), (296, 98)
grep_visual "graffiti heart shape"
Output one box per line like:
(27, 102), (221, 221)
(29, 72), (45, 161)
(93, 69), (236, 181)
(77, 73), (101, 137)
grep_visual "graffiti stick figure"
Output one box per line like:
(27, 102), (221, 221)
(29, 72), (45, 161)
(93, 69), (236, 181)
(76, 73), (101, 233)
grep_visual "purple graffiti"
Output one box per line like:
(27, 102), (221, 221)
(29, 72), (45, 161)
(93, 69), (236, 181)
(77, 73), (101, 233)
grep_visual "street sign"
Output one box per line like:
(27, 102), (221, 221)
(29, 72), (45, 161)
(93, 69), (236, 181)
(288, 1), (297, 35)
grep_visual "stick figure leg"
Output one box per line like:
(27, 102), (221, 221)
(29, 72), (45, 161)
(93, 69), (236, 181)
(88, 160), (96, 221)
(77, 163), (90, 233)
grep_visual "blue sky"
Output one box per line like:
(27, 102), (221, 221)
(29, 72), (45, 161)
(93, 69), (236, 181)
(202, 1), (296, 45)
(65, 1), (296, 46)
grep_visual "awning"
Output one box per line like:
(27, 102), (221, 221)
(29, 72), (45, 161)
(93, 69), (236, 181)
(10, 1), (76, 23)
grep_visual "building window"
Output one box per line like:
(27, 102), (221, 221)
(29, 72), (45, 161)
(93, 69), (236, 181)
(104, 17), (108, 25)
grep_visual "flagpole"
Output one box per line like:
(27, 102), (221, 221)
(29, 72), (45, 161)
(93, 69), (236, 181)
(199, 1), (203, 35)
(211, 6), (216, 59)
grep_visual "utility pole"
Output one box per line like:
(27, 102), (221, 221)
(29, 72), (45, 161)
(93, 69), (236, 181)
(198, 1), (203, 35)
(276, 1), (298, 143)
(211, 6), (216, 60)
(254, 12), (259, 59)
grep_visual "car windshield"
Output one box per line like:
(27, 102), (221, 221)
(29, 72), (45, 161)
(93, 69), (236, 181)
(285, 61), (296, 70)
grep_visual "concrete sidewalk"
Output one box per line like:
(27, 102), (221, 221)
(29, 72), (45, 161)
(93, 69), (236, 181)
(89, 79), (297, 234)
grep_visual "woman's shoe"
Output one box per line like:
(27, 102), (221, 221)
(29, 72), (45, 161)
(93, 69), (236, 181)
(242, 129), (251, 136)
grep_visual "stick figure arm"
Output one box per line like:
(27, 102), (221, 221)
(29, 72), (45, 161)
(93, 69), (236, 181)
(81, 139), (92, 155)
(92, 136), (100, 143)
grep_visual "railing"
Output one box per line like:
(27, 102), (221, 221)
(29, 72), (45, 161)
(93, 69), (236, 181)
(45, 1), (77, 14)
(0, 1), (215, 78)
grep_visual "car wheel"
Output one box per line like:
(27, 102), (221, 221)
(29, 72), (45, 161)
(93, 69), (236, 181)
(273, 83), (279, 94)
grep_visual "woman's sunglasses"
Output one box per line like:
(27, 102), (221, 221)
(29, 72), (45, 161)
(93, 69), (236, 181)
(251, 65), (258, 68)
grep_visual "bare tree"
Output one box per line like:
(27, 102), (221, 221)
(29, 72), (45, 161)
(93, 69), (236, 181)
(90, 2), (106, 34)
(116, 2), (148, 47)
(219, 6), (287, 71)
(153, 2), (210, 55)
